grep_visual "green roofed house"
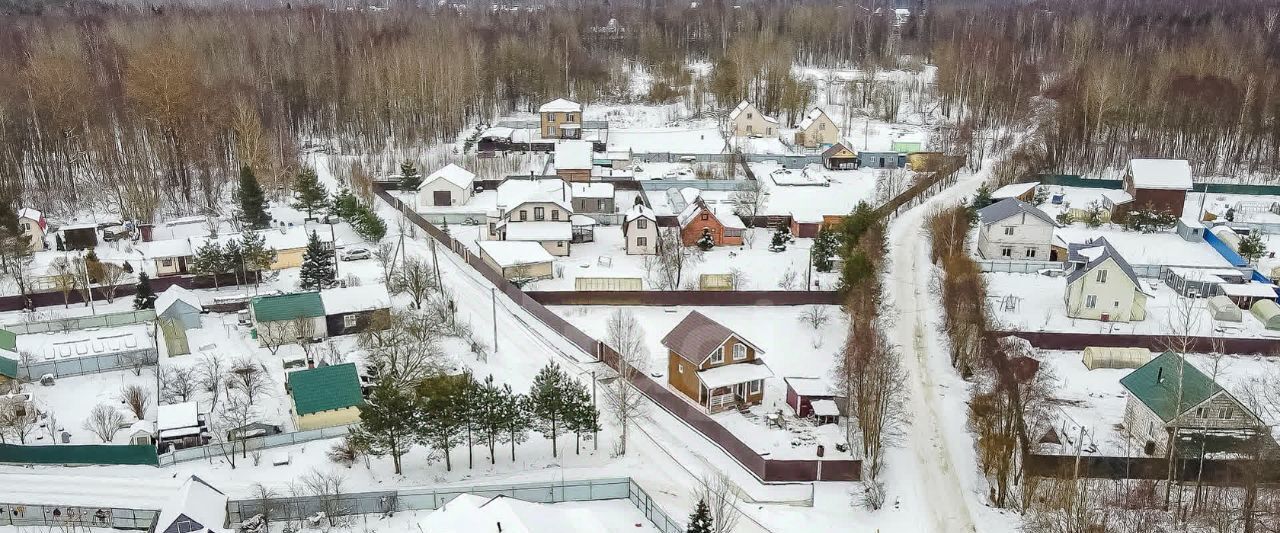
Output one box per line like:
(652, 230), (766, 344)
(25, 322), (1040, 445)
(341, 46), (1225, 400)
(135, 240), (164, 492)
(250, 292), (326, 347)
(287, 362), (364, 431)
(1121, 352), (1264, 456)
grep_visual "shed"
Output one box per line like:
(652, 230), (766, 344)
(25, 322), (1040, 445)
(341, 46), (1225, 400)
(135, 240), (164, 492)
(1081, 347), (1152, 370)
(784, 376), (835, 417)
(820, 142), (858, 170)
(1207, 295), (1242, 322)
(1176, 217), (1205, 242)
(250, 292), (327, 346)
(1250, 299), (1280, 330)
(858, 151), (901, 170)
(288, 362), (364, 430)
(990, 182), (1039, 203)
(155, 286), (204, 330)
(320, 284), (392, 337)
(61, 224), (99, 250)
(1221, 282), (1278, 308)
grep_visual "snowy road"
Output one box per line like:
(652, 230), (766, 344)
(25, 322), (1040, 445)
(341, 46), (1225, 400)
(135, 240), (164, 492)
(883, 170), (991, 532)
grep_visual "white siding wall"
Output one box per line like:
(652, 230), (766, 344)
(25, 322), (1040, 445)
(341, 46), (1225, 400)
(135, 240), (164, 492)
(417, 179), (471, 208)
(625, 219), (659, 255)
(1064, 257), (1147, 322)
(976, 214), (1055, 260)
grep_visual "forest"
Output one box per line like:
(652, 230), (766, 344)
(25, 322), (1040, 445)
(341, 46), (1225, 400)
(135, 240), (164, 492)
(1, 0), (1278, 220)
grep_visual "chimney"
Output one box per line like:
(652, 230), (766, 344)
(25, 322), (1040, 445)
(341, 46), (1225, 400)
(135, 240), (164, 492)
(1156, 366), (1164, 383)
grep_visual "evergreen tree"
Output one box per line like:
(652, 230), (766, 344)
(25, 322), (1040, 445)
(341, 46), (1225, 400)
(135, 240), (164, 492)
(565, 381), (599, 455)
(969, 183), (994, 210)
(223, 239), (244, 284)
(298, 230), (335, 290)
(291, 166), (329, 218)
(331, 187), (360, 220)
(529, 362), (573, 458)
(1238, 233), (1267, 264)
(473, 375), (507, 465)
(349, 380), (418, 475)
(398, 160), (422, 191)
(811, 228), (837, 273)
(416, 373), (471, 471)
(686, 499), (713, 533)
(83, 249), (104, 283)
(769, 226), (789, 251)
(353, 207), (388, 242)
(235, 166), (271, 229)
(238, 231), (276, 285)
(498, 385), (532, 461)
(190, 240), (227, 289)
(696, 230), (714, 251)
(133, 271), (157, 310)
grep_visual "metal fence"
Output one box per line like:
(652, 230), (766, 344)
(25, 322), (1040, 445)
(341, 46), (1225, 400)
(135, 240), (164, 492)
(157, 425), (353, 466)
(5, 309), (157, 334)
(977, 259), (1256, 280)
(638, 179), (747, 192)
(226, 477), (683, 532)
(0, 503), (157, 530)
(19, 346), (157, 380)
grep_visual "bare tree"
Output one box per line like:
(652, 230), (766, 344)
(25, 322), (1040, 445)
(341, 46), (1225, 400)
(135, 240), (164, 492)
(98, 263), (129, 303)
(698, 472), (742, 533)
(161, 367), (198, 403)
(47, 257), (79, 308)
(228, 357), (271, 405)
(727, 267), (749, 290)
(603, 309), (650, 456)
(777, 266), (799, 290)
(799, 305), (830, 330)
(359, 311), (446, 387)
(731, 177), (768, 249)
(197, 352), (227, 410)
(83, 404), (127, 443)
(0, 400), (37, 444)
(373, 242), (397, 283)
(118, 384), (152, 419)
(122, 349), (158, 376)
(649, 228), (703, 290)
(390, 256), (436, 308)
(301, 468), (348, 527)
(214, 391), (259, 468)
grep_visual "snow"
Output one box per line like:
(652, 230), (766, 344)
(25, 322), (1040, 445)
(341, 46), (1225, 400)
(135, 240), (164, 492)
(18, 323), (150, 362)
(569, 182), (613, 198)
(757, 163), (879, 220)
(477, 240), (554, 267)
(418, 494), (652, 533)
(1054, 225), (1233, 267)
(768, 167), (829, 187)
(1219, 282), (1278, 299)
(698, 361), (774, 389)
(320, 284), (391, 315)
(497, 179), (572, 212)
(157, 401), (199, 432)
(153, 477), (226, 533)
(23, 369), (156, 444)
(624, 204), (655, 223)
(608, 127), (727, 153)
(989, 181), (1038, 200)
(537, 98), (581, 113)
(785, 376), (832, 397)
(1128, 159), (1193, 190)
(142, 238), (194, 259)
(810, 399), (839, 417)
(796, 108), (828, 130)
(503, 222), (572, 241)
(421, 164), (476, 189)
(155, 285), (203, 315)
(553, 141), (593, 170)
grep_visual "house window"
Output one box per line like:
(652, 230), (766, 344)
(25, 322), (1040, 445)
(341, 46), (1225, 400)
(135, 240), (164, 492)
(534, 207), (545, 221)
(701, 213), (709, 221)
(519, 210), (528, 221)
(677, 363), (683, 374)
(749, 379), (761, 393)
(1025, 248), (1036, 259)
(1196, 407), (1207, 418)
(567, 113), (575, 121)
(636, 237), (647, 247)
(551, 210), (560, 221)
(1113, 300), (1120, 308)
(747, 113), (753, 119)
(556, 241), (564, 247)
(1085, 295), (1097, 308)
(598, 199), (606, 210)
(1096, 270), (1108, 283)
(710, 348), (724, 365)
(1004, 226), (1015, 236)
(20, 222), (30, 231)
(819, 123), (826, 131)
(1001, 247), (1012, 257)
(637, 219), (648, 229)
(343, 314), (357, 328)
(746, 124), (753, 133)
(1219, 408), (1233, 420)
(161, 258), (173, 267)
(489, 222), (496, 234)
(732, 344), (747, 361)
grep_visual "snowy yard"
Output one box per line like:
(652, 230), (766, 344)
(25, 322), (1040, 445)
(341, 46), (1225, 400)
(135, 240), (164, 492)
(1052, 225), (1233, 268)
(1035, 349), (1280, 457)
(985, 272), (1278, 337)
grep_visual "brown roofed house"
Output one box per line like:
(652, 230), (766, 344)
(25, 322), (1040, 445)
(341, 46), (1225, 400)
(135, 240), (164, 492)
(662, 311), (772, 413)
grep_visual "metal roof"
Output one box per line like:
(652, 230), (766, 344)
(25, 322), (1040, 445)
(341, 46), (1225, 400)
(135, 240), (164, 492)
(251, 292), (325, 323)
(976, 198), (1056, 226)
(1120, 352), (1218, 422)
(1064, 238), (1142, 288)
(288, 363), (363, 416)
(660, 311), (762, 364)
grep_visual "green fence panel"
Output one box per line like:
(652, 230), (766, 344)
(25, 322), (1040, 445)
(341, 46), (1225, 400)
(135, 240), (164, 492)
(1037, 175), (1124, 189)
(0, 444), (158, 466)
(1040, 174), (1280, 196)
(1195, 182), (1280, 196)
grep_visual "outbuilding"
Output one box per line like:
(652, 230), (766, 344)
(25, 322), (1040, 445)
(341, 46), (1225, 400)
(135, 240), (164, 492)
(156, 286), (204, 356)
(1220, 282), (1277, 308)
(478, 240), (554, 281)
(320, 284), (391, 337)
(417, 164), (476, 208)
(1081, 346), (1152, 370)
(1207, 295), (1243, 322)
(1250, 299), (1280, 330)
(287, 362), (364, 431)
(250, 292), (327, 347)
(784, 376), (836, 418)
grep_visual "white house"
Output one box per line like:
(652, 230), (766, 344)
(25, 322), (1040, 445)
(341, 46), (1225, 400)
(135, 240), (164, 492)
(491, 178), (575, 256)
(728, 101), (778, 138)
(416, 164), (476, 208)
(794, 108), (838, 149)
(975, 198), (1058, 261)
(477, 240), (554, 281)
(17, 208), (46, 252)
(154, 476), (227, 533)
(1064, 238), (1149, 322)
(622, 203), (658, 255)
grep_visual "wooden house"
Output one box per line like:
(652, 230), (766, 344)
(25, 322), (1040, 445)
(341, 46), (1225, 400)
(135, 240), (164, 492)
(250, 292), (327, 346)
(662, 311), (772, 413)
(1108, 159), (1193, 222)
(793, 108), (838, 149)
(320, 284), (391, 337)
(554, 141), (594, 182)
(538, 98), (582, 139)
(1121, 352), (1265, 456)
(287, 363), (364, 431)
(821, 142), (858, 170)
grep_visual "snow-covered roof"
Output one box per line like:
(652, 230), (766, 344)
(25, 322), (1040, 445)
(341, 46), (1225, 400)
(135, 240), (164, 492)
(797, 108), (830, 131)
(155, 285), (204, 316)
(17, 208), (45, 229)
(1065, 238), (1142, 289)
(990, 182), (1039, 200)
(728, 100), (778, 124)
(154, 476), (226, 533)
(419, 494), (612, 533)
(420, 164), (476, 190)
(320, 284), (391, 315)
(1220, 283), (1278, 299)
(810, 399), (840, 417)
(503, 222), (572, 241)
(676, 198), (707, 227)
(539, 98), (582, 113)
(699, 361), (774, 389)
(144, 238), (194, 259)
(624, 204), (655, 223)
(480, 126), (515, 140)
(478, 240), (555, 267)
(570, 182), (613, 198)
(261, 226), (332, 250)
(1128, 159), (1193, 191)
(498, 178), (573, 213)
(977, 198), (1056, 227)
(711, 206), (746, 229)
(569, 214), (597, 227)
(785, 376), (832, 397)
(157, 401), (200, 432)
(554, 141), (593, 170)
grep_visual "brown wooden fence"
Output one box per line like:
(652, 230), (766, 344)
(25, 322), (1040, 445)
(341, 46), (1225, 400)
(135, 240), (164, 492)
(874, 157), (967, 220)
(993, 331), (1280, 355)
(1025, 453), (1280, 483)
(376, 186), (860, 482)
(0, 273), (256, 313)
(526, 290), (842, 306)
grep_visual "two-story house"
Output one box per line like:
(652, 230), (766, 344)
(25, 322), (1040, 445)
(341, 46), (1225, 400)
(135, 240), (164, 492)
(539, 98), (582, 139)
(1121, 351), (1264, 456)
(492, 178), (574, 256)
(662, 311), (773, 413)
(728, 101), (779, 138)
(976, 198), (1058, 261)
(17, 208), (46, 252)
(622, 203), (658, 255)
(794, 108), (838, 149)
(674, 191), (744, 247)
(1064, 238), (1149, 322)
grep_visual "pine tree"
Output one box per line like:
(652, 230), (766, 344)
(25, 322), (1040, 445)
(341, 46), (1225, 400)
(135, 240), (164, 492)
(331, 187), (360, 220)
(812, 228), (837, 273)
(399, 160), (422, 191)
(235, 166), (271, 229)
(474, 375), (507, 464)
(529, 362), (572, 458)
(238, 231), (276, 285)
(353, 207), (388, 242)
(497, 385), (532, 462)
(416, 373), (472, 471)
(565, 381), (599, 455)
(1238, 233), (1267, 264)
(349, 380), (418, 475)
(291, 166), (329, 218)
(83, 249), (104, 283)
(190, 240), (227, 289)
(696, 230), (714, 251)
(298, 230), (335, 290)
(133, 271), (157, 310)
(969, 184), (994, 210)
(769, 226), (789, 251)
(686, 499), (713, 533)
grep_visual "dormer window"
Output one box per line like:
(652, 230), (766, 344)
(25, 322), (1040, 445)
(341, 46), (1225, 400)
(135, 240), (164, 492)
(732, 344), (747, 361)
(1096, 270), (1108, 283)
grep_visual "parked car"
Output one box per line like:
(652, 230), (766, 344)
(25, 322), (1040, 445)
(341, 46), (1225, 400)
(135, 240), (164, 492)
(340, 247), (371, 261)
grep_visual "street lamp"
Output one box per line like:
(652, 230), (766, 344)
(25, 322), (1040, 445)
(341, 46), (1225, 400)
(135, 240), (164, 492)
(573, 367), (599, 451)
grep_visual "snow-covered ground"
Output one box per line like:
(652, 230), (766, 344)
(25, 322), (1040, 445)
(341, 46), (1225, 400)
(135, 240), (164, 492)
(1036, 349), (1280, 457)
(985, 272), (1277, 337)
(1052, 225), (1232, 268)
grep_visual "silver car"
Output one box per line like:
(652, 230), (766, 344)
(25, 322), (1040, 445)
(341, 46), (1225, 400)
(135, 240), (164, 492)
(340, 247), (371, 261)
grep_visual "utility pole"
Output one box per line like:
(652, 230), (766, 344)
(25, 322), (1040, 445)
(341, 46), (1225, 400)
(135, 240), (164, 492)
(329, 222), (339, 278)
(78, 250), (96, 315)
(491, 287), (498, 353)
(591, 370), (597, 451)
(429, 238), (442, 288)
